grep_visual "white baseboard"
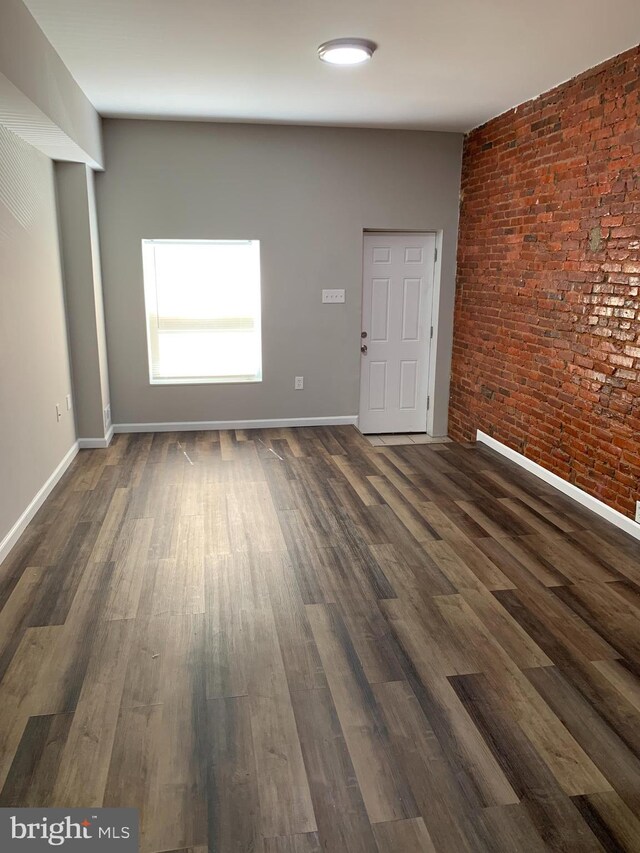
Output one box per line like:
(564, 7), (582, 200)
(77, 425), (114, 449)
(476, 430), (640, 542)
(0, 441), (80, 566)
(113, 415), (359, 433)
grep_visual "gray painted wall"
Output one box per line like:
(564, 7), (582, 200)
(0, 0), (103, 167)
(96, 119), (463, 432)
(56, 162), (111, 440)
(0, 125), (76, 544)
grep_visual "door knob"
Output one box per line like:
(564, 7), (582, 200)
(361, 344), (368, 354)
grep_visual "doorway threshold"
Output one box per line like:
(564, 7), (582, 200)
(365, 434), (451, 447)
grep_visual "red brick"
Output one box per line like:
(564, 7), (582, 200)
(450, 44), (640, 520)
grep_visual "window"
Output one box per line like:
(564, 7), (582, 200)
(141, 239), (262, 384)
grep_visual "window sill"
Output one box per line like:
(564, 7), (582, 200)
(149, 376), (263, 387)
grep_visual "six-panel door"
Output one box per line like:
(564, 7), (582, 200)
(358, 233), (436, 434)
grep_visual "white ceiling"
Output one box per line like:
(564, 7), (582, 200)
(22, 0), (640, 132)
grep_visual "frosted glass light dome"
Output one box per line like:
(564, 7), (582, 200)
(318, 38), (377, 66)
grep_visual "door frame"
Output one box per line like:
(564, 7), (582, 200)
(359, 229), (442, 436)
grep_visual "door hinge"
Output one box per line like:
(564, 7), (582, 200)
(427, 396), (430, 411)
(430, 326), (434, 339)
(434, 246), (438, 262)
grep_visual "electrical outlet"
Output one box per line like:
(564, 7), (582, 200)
(294, 376), (304, 390)
(55, 403), (62, 422)
(66, 394), (72, 411)
(104, 404), (111, 430)
(322, 289), (345, 304)
(636, 501), (640, 524)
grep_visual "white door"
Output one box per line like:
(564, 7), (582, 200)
(359, 232), (436, 434)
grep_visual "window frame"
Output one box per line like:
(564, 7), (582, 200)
(141, 238), (263, 386)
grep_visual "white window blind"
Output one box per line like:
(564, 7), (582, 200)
(141, 239), (262, 384)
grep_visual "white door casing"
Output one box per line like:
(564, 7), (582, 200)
(358, 232), (436, 434)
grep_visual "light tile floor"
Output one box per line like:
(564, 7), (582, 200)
(365, 433), (452, 446)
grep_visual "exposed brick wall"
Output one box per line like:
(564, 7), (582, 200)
(450, 45), (640, 518)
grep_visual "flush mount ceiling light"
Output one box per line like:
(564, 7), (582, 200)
(317, 38), (377, 66)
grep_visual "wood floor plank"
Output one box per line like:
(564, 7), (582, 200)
(263, 832), (321, 853)
(385, 447), (468, 502)
(498, 496), (575, 537)
(289, 686), (378, 853)
(0, 566), (43, 679)
(228, 481), (287, 553)
(146, 484), (183, 562)
(482, 468), (578, 532)
(372, 816), (436, 853)
(120, 614), (170, 709)
(32, 491), (89, 567)
(313, 545), (405, 684)
(477, 534), (572, 588)
(520, 533), (621, 585)
(370, 542), (455, 603)
(552, 582), (640, 662)
(248, 562), (317, 838)
(329, 514), (408, 602)
(88, 487), (130, 563)
(451, 585), (553, 670)
(0, 626), (64, 791)
(0, 713), (73, 807)
(493, 585), (621, 664)
(608, 580), (640, 613)
(28, 560), (116, 715)
(526, 665), (640, 814)
(367, 475), (441, 543)
(566, 530), (640, 585)
(591, 659), (640, 714)
(329, 455), (383, 507)
(144, 613), (208, 852)
(50, 617), (134, 807)
(423, 538), (492, 593)
(0, 521), (47, 610)
(572, 790), (640, 852)
(478, 803), (549, 852)
(218, 429), (235, 462)
(26, 522), (100, 627)
(449, 672), (605, 852)
(174, 515), (206, 614)
(259, 552), (326, 692)
(373, 679), (494, 852)
(504, 591), (640, 760)
(367, 448), (426, 495)
(206, 696), (262, 853)
(204, 552), (254, 700)
(418, 502), (516, 590)
(201, 484), (232, 557)
(104, 517), (154, 620)
(149, 517), (205, 616)
(103, 703), (163, 852)
(433, 594), (612, 797)
(326, 477), (391, 546)
(276, 509), (333, 605)
(306, 603), (418, 824)
(456, 498), (536, 539)
(382, 597), (521, 808)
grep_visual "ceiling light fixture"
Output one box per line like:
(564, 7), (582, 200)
(317, 38), (377, 66)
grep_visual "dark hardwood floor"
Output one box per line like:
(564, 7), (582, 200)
(0, 425), (639, 851)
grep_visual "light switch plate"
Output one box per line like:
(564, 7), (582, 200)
(322, 289), (345, 303)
